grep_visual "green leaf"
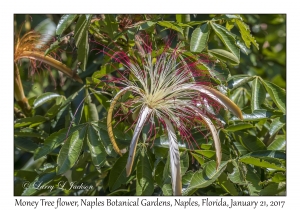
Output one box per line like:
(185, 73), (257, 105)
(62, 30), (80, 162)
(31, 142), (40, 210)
(176, 14), (183, 23)
(181, 171), (194, 192)
(14, 128), (48, 139)
(74, 14), (92, 46)
(180, 151), (189, 175)
(14, 170), (38, 182)
(45, 37), (64, 56)
(21, 172), (56, 195)
(139, 21), (156, 30)
(190, 23), (210, 53)
(157, 21), (183, 34)
(45, 102), (63, 119)
(83, 91), (99, 122)
(228, 160), (246, 185)
(227, 75), (254, 90)
(183, 161), (228, 195)
(74, 14), (92, 71)
(77, 30), (89, 71)
(90, 89), (110, 111)
(271, 172), (286, 183)
(268, 135), (286, 150)
(193, 150), (215, 158)
(210, 22), (240, 60)
(261, 79), (286, 113)
(236, 39), (250, 55)
(239, 151), (286, 171)
(212, 15), (242, 21)
(163, 154), (171, 184)
(251, 77), (266, 111)
(260, 183), (286, 196)
(154, 161), (165, 187)
(57, 125), (87, 174)
(71, 152), (89, 182)
(225, 123), (254, 132)
(234, 131), (267, 152)
(87, 125), (106, 170)
(230, 87), (249, 109)
(230, 109), (279, 121)
(269, 116), (285, 136)
(56, 14), (78, 36)
(235, 19), (259, 50)
(92, 62), (121, 79)
(190, 152), (204, 165)
(107, 189), (130, 196)
(104, 15), (119, 38)
(14, 116), (47, 128)
(136, 149), (154, 195)
(34, 124), (87, 160)
(108, 153), (130, 191)
(14, 137), (38, 152)
(162, 184), (173, 195)
(233, 142), (248, 155)
(208, 49), (239, 65)
(217, 172), (238, 195)
(245, 164), (262, 195)
(91, 123), (119, 157)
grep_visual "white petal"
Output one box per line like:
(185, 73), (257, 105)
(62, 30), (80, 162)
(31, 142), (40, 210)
(196, 112), (222, 169)
(164, 118), (182, 196)
(126, 105), (152, 176)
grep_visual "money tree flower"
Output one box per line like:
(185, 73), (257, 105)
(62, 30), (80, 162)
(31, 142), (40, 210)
(105, 36), (243, 195)
(14, 30), (82, 115)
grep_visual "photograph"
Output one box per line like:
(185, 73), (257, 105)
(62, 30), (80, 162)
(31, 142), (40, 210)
(14, 14), (286, 198)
